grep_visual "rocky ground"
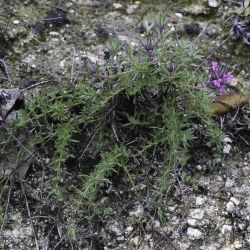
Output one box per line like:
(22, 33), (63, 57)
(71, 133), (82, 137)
(0, 0), (249, 249)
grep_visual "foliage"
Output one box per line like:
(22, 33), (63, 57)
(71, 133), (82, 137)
(1, 19), (223, 239)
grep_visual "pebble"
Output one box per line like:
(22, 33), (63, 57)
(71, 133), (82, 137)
(130, 236), (140, 246)
(187, 218), (197, 227)
(129, 204), (144, 218)
(221, 225), (232, 235)
(208, 0), (220, 8)
(226, 201), (235, 213)
(230, 197), (240, 206)
(13, 20), (20, 25)
(190, 209), (205, 220)
(187, 227), (203, 240)
(223, 144), (232, 154)
(196, 196), (207, 206)
(113, 3), (123, 9)
(175, 13), (183, 18)
(242, 166), (250, 176)
(225, 178), (235, 188)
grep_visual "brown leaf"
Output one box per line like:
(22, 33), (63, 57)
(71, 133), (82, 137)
(212, 93), (249, 115)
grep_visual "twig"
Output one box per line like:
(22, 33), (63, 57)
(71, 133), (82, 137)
(0, 121), (42, 165)
(79, 105), (117, 159)
(21, 183), (40, 250)
(194, 34), (233, 73)
(52, 236), (65, 250)
(20, 80), (51, 92)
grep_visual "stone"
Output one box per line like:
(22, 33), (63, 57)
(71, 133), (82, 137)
(230, 197), (240, 206)
(130, 236), (140, 246)
(187, 227), (203, 240)
(113, 3), (123, 9)
(225, 178), (235, 188)
(129, 204), (144, 218)
(184, 23), (201, 36)
(242, 166), (250, 176)
(208, 0), (220, 8)
(196, 196), (207, 206)
(190, 209), (205, 220)
(221, 225), (232, 235)
(226, 201), (235, 213)
(187, 218), (197, 227)
(223, 144), (232, 154)
(13, 20), (20, 25)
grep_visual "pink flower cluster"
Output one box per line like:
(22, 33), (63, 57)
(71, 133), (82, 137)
(207, 61), (233, 93)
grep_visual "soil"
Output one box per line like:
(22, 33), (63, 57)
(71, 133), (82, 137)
(0, 0), (249, 249)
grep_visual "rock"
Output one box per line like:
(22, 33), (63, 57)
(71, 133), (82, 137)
(242, 166), (250, 176)
(190, 209), (205, 220)
(113, 3), (123, 9)
(13, 20), (20, 25)
(225, 178), (235, 188)
(226, 201), (235, 213)
(106, 220), (123, 236)
(175, 13), (183, 18)
(183, 5), (210, 16)
(196, 165), (203, 171)
(230, 197), (240, 206)
(184, 23), (201, 36)
(196, 196), (207, 206)
(153, 220), (160, 229)
(130, 236), (140, 246)
(223, 144), (232, 154)
(0, 88), (23, 119)
(187, 218), (197, 227)
(187, 227), (203, 240)
(127, 3), (140, 14)
(208, 0), (220, 8)
(129, 204), (144, 218)
(221, 225), (232, 235)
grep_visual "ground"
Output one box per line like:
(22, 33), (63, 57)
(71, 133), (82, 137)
(0, 0), (249, 249)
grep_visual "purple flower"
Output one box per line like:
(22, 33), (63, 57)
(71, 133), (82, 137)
(211, 61), (218, 72)
(207, 61), (234, 94)
(219, 86), (225, 93)
(223, 72), (233, 84)
(213, 79), (221, 87)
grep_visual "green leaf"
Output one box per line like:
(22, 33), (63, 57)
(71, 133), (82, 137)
(244, 7), (250, 16)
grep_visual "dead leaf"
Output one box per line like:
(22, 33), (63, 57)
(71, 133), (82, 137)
(212, 93), (249, 115)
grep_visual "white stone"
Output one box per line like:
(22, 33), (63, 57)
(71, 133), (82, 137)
(175, 13), (183, 18)
(225, 178), (235, 188)
(153, 220), (160, 229)
(221, 225), (232, 235)
(196, 165), (203, 171)
(230, 197), (240, 206)
(223, 136), (232, 144)
(226, 201), (235, 213)
(208, 0), (220, 8)
(190, 209), (205, 220)
(130, 236), (140, 246)
(187, 227), (203, 240)
(49, 31), (60, 36)
(196, 196), (207, 206)
(187, 218), (197, 227)
(113, 3), (123, 9)
(223, 144), (231, 154)
(127, 4), (139, 14)
(13, 20), (20, 24)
